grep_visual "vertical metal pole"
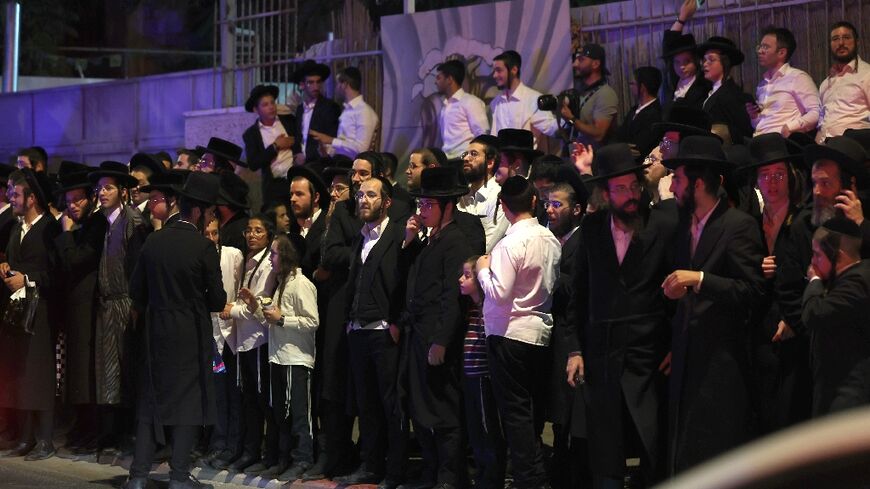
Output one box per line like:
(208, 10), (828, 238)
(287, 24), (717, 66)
(404, 0), (415, 14)
(220, 0), (236, 107)
(3, 1), (21, 93)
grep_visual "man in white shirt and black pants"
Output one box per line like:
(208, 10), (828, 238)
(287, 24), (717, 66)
(476, 176), (561, 489)
(435, 60), (489, 158)
(311, 67), (379, 159)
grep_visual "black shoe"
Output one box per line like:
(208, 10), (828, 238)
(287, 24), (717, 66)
(122, 477), (152, 489)
(24, 441), (55, 461)
(277, 461), (311, 481)
(258, 461), (289, 479)
(0, 441), (35, 458)
(300, 458), (328, 481)
(197, 448), (223, 467)
(208, 450), (239, 470)
(243, 460), (273, 476)
(335, 467), (383, 485)
(378, 478), (403, 489)
(167, 475), (214, 489)
(226, 453), (259, 472)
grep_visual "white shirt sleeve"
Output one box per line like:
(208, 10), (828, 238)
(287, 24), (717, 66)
(477, 243), (518, 304)
(332, 104), (379, 156)
(788, 72), (821, 133)
(466, 96), (491, 137)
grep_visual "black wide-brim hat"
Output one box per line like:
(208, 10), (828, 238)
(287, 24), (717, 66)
(555, 163), (590, 207)
(245, 85), (279, 112)
(58, 160), (91, 178)
(130, 152), (166, 176)
(21, 168), (50, 212)
(216, 171), (250, 209)
(696, 36), (745, 66)
(408, 166), (468, 199)
(321, 155), (353, 181)
(585, 143), (651, 183)
(57, 172), (92, 195)
(497, 129), (543, 159)
(292, 60), (331, 84)
(651, 106), (722, 143)
(737, 133), (804, 172)
(287, 165), (330, 210)
(195, 137), (247, 168)
(140, 169), (188, 194)
(176, 172), (220, 206)
(88, 161), (140, 188)
(663, 135), (731, 173)
(804, 136), (870, 189)
(662, 32), (699, 59)
(844, 128), (870, 158)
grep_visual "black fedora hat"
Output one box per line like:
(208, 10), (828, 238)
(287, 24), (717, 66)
(663, 135), (731, 172)
(804, 136), (869, 189)
(215, 171), (250, 209)
(662, 32), (699, 59)
(651, 106), (721, 143)
(497, 129), (543, 159)
(58, 160), (91, 178)
(88, 161), (139, 188)
(555, 164), (590, 207)
(408, 166), (468, 199)
(139, 169), (188, 194)
(738, 133), (804, 171)
(176, 172), (221, 206)
(245, 85), (279, 112)
(130, 152), (166, 176)
(696, 36), (744, 66)
(292, 60), (331, 84)
(844, 128), (870, 159)
(321, 155), (353, 181)
(195, 137), (247, 168)
(287, 165), (330, 210)
(57, 172), (93, 195)
(585, 143), (651, 183)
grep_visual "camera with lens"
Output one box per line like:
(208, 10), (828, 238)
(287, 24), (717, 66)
(538, 89), (581, 120)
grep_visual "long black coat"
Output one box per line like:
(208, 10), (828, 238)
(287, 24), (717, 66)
(402, 222), (473, 429)
(668, 200), (766, 474)
(802, 261), (870, 416)
(701, 78), (753, 143)
(54, 211), (106, 405)
(129, 220), (226, 428)
(243, 114), (297, 202)
(570, 203), (678, 479)
(293, 97), (343, 163)
(0, 214), (61, 411)
(617, 99), (663, 157)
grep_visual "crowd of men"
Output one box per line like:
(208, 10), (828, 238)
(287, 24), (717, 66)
(0, 4), (870, 489)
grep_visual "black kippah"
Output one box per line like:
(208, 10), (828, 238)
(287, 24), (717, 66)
(500, 175), (531, 197)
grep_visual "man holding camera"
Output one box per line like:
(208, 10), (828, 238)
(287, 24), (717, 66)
(559, 44), (619, 149)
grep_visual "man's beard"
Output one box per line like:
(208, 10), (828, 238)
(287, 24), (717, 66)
(612, 200), (644, 235)
(676, 185), (697, 217)
(832, 47), (857, 64)
(293, 202), (313, 220)
(360, 201), (384, 223)
(575, 66), (592, 81)
(463, 162), (486, 184)
(811, 199), (837, 227)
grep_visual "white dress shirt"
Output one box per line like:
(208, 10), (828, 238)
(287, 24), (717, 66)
(229, 246), (276, 352)
(330, 94), (379, 158)
(20, 212), (44, 243)
(299, 208), (322, 238)
(360, 216), (389, 264)
(258, 118), (295, 178)
(257, 269), (319, 367)
(440, 88), (490, 158)
(490, 82), (559, 137)
(753, 63), (821, 136)
(704, 79), (723, 106)
(301, 99), (316, 149)
(213, 245), (244, 355)
(477, 217), (561, 346)
(673, 76), (696, 100)
(690, 200), (720, 291)
(457, 180), (508, 253)
(817, 56), (870, 142)
(610, 216), (634, 265)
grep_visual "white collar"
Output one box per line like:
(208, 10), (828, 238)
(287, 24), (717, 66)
(105, 206), (122, 225)
(361, 216), (390, 240)
(344, 94), (363, 110)
(635, 98), (657, 114)
(302, 208), (322, 229)
(444, 88), (466, 103)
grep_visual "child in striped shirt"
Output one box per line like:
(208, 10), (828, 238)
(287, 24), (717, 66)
(459, 256), (506, 489)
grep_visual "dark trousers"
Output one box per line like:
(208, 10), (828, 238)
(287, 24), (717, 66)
(130, 422), (199, 482)
(462, 375), (506, 489)
(16, 409), (53, 445)
(348, 329), (407, 480)
(239, 346), (276, 461)
(269, 363), (314, 464)
(412, 420), (463, 487)
(317, 398), (354, 474)
(487, 335), (548, 489)
(210, 347), (244, 454)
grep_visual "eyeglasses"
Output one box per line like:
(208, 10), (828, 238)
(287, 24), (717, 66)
(702, 56), (721, 65)
(755, 43), (776, 52)
(148, 195), (167, 205)
(243, 228), (267, 237)
(330, 184), (349, 194)
(93, 185), (119, 194)
(543, 200), (566, 209)
(460, 150), (483, 160)
(609, 183), (643, 195)
(355, 191), (381, 201)
(196, 156), (215, 171)
(831, 34), (855, 43)
(758, 172), (786, 183)
(418, 201), (439, 211)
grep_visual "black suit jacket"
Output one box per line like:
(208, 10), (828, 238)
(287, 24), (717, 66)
(345, 218), (409, 326)
(243, 114), (297, 201)
(0, 205), (14, 260)
(290, 210), (327, 281)
(293, 97), (342, 162)
(668, 200), (766, 473)
(802, 261), (870, 416)
(453, 209), (486, 256)
(618, 99), (663, 157)
(702, 78), (753, 143)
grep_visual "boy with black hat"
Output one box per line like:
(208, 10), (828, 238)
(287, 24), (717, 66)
(662, 0), (711, 110)
(803, 216), (870, 416)
(567, 143), (678, 486)
(0, 169), (61, 461)
(476, 175), (561, 489)
(401, 167), (474, 489)
(292, 60), (342, 165)
(195, 137), (247, 174)
(125, 172), (227, 489)
(661, 135), (766, 473)
(243, 84), (297, 203)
